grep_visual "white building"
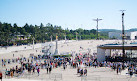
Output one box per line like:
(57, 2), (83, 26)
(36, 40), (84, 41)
(109, 31), (137, 40)
(97, 44), (137, 62)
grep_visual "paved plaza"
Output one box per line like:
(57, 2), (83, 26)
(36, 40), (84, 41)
(1, 64), (137, 81)
(0, 40), (137, 81)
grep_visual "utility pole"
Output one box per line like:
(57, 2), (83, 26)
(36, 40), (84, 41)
(93, 18), (102, 40)
(120, 10), (126, 62)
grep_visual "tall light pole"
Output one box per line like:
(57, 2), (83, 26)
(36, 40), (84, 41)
(65, 34), (66, 41)
(120, 10), (126, 62)
(32, 37), (35, 50)
(93, 18), (102, 40)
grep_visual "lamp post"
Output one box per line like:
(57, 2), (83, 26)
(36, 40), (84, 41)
(76, 32), (78, 41)
(120, 10), (126, 62)
(32, 37), (35, 50)
(80, 35), (81, 40)
(93, 18), (102, 40)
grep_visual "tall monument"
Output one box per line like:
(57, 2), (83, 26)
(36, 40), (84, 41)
(54, 35), (60, 55)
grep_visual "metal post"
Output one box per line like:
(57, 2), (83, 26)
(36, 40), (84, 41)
(93, 18), (102, 40)
(32, 37), (35, 50)
(120, 10), (126, 62)
(97, 20), (99, 40)
(80, 35), (81, 40)
(65, 34), (67, 42)
(130, 49), (132, 62)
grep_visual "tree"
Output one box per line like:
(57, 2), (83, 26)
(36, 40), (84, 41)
(0, 21), (108, 46)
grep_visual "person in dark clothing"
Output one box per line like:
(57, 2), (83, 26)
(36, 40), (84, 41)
(49, 65), (52, 74)
(63, 63), (66, 70)
(47, 65), (49, 74)
(37, 68), (40, 76)
(12, 67), (15, 76)
(0, 71), (2, 81)
(116, 65), (119, 74)
(81, 69), (83, 76)
(77, 67), (80, 74)
(84, 69), (87, 76)
(32, 66), (35, 74)
(129, 69), (133, 77)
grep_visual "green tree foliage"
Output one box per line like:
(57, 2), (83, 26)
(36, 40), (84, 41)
(0, 22), (108, 46)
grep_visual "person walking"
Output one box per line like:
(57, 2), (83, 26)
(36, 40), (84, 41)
(47, 65), (49, 74)
(0, 71), (2, 81)
(84, 68), (87, 76)
(80, 69), (83, 76)
(77, 67), (80, 74)
(37, 68), (40, 76)
(32, 66), (35, 75)
(63, 62), (66, 70)
(10, 71), (13, 78)
(49, 65), (52, 74)
(116, 65), (119, 74)
(129, 68), (133, 77)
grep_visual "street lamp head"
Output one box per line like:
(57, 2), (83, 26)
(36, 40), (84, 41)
(97, 18), (102, 20)
(120, 10), (126, 12)
(120, 10), (126, 14)
(93, 19), (97, 21)
(93, 18), (103, 21)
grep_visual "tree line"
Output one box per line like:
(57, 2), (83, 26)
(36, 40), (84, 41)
(0, 22), (108, 46)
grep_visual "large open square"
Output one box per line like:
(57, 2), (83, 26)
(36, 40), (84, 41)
(1, 0), (137, 81)
(0, 40), (137, 81)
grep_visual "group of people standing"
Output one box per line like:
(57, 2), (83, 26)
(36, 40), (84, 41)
(71, 53), (137, 77)
(2, 54), (71, 78)
(77, 67), (87, 76)
(1, 51), (137, 79)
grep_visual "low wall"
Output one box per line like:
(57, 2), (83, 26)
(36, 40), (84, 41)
(0, 43), (42, 54)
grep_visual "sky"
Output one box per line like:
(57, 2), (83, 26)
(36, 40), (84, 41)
(0, 0), (137, 30)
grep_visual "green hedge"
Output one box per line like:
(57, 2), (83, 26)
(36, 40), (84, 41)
(52, 54), (72, 58)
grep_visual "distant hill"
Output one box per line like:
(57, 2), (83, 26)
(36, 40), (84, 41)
(98, 29), (120, 32)
(99, 28), (137, 32)
(98, 28), (137, 36)
(126, 28), (137, 32)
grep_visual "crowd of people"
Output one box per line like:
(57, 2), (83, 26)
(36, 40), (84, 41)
(70, 53), (137, 77)
(77, 67), (87, 76)
(1, 54), (69, 78)
(1, 52), (137, 79)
